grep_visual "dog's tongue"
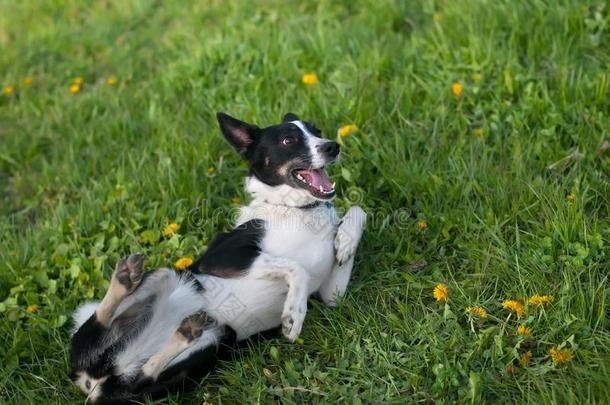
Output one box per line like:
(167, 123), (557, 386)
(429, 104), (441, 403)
(296, 168), (334, 191)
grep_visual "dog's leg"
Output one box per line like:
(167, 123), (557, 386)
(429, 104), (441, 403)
(95, 253), (146, 327)
(249, 255), (310, 342)
(141, 311), (214, 380)
(319, 206), (366, 307)
(318, 257), (356, 307)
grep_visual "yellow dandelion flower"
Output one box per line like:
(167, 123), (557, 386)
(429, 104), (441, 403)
(207, 166), (215, 175)
(549, 347), (573, 365)
(232, 196), (241, 205)
(3, 86), (14, 95)
(107, 76), (117, 86)
(466, 306), (487, 318)
(417, 220), (428, 232)
(27, 304), (38, 313)
(520, 351), (533, 366)
(73, 77), (84, 85)
(502, 300), (525, 318)
(452, 82), (463, 97)
(301, 73), (318, 86)
(473, 73), (482, 81)
(566, 192), (575, 202)
(338, 124), (358, 138)
(433, 283), (448, 302)
(473, 128), (483, 137)
(69, 84), (81, 94)
(529, 294), (554, 307)
(163, 223), (180, 237)
(174, 257), (193, 270)
(517, 325), (532, 336)
(433, 13), (442, 23)
(23, 76), (33, 86)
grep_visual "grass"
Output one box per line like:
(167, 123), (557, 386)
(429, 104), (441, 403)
(1, 0), (609, 403)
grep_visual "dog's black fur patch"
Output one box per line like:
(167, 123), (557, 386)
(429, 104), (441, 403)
(189, 219), (265, 278)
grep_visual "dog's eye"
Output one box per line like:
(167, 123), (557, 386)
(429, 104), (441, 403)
(282, 136), (296, 145)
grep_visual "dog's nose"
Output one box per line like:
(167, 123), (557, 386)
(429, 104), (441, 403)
(319, 141), (340, 158)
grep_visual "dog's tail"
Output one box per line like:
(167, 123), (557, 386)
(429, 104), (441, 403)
(92, 326), (236, 404)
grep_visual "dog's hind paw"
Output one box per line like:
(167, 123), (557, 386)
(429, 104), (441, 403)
(177, 310), (213, 342)
(112, 253), (146, 296)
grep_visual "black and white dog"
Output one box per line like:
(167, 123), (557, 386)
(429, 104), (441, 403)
(69, 112), (366, 403)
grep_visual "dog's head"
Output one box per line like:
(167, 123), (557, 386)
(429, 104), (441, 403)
(217, 112), (340, 202)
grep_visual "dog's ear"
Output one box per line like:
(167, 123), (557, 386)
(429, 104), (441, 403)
(216, 112), (258, 158)
(282, 113), (299, 123)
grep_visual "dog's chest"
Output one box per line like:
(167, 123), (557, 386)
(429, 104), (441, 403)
(239, 204), (338, 287)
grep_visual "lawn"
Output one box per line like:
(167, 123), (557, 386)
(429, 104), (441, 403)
(1, 0), (609, 403)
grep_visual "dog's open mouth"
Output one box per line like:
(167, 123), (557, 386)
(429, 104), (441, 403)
(292, 168), (336, 199)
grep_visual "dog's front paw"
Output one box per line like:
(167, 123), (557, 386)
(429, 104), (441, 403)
(334, 206), (366, 265)
(334, 227), (357, 265)
(281, 305), (306, 342)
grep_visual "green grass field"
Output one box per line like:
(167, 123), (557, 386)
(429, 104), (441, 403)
(1, 0), (609, 403)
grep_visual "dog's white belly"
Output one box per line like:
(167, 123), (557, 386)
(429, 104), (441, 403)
(196, 275), (286, 340)
(239, 203), (338, 292)
(262, 226), (335, 292)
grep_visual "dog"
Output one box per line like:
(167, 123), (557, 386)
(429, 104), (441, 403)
(69, 112), (366, 403)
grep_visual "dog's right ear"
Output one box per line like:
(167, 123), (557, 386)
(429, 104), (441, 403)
(216, 112), (258, 158)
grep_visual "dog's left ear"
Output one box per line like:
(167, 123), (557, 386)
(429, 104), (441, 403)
(216, 112), (258, 158)
(282, 113), (299, 123)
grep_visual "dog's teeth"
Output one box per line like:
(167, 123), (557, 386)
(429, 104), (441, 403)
(319, 185), (324, 192)
(331, 182), (336, 188)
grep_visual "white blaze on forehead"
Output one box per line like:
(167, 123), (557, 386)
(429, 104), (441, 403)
(291, 120), (329, 168)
